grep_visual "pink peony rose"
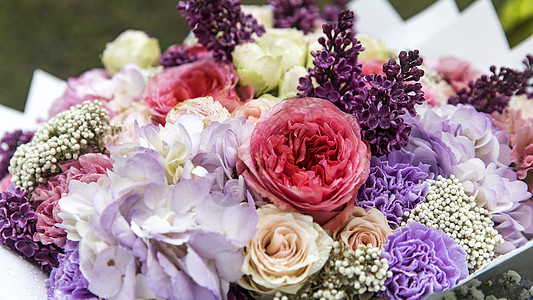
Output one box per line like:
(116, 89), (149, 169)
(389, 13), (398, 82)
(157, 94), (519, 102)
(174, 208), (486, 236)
(426, 56), (480, 92)
(31, 153), (112, 247)
(237, 97), (371, 231)
(143, 58), (254, 124)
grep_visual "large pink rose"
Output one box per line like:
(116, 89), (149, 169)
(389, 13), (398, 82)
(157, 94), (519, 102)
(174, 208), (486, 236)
(237, 97), (371, 231)
(143, 58), (253, 124)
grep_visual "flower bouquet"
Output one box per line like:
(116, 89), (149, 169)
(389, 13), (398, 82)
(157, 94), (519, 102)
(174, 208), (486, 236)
(1, 0), (533, 299)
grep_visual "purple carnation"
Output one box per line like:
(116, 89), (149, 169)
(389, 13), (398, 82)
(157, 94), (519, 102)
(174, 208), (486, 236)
(382, 222), (468, 300)
(356, 151), (430, 229)
(47, 240), (97, 300)
(0, 130), (34, 179)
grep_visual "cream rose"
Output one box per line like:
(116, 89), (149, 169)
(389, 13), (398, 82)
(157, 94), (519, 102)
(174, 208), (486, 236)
(165, 96), (231, 127)
(101, 29), (161, 75)
(240, 205), (333, 294)
(334, 207), (393, 251)
(231, 94), (280, 124)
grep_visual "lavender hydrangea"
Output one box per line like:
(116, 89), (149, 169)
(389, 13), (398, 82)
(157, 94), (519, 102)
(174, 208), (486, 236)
(177, 0), (265, 63)
(59, 116), (259, 299)
(0, 185), (60, 273)
(192, 117), (255, 203)
(402, 110), (459, 178)
(0, 130), (33, 179)
(448, 55), (533, 113)
(270, 0), (319, 34)
(356, 151), (430, 229)
(382, 222), (469, 300)
(298, 10), (425, 156)
(47, 240), (97, 300)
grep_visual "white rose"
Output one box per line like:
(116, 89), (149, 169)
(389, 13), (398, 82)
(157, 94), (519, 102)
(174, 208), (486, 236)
(240, 205), (333, 294)
(278, 65), (308, 99)
(233, 28), (307, 95)
(101, 29), (161, 75)
(242, 5), (274, 28)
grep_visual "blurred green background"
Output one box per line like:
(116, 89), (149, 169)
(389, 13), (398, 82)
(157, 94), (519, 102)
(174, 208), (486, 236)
(0, 0), (531, 112)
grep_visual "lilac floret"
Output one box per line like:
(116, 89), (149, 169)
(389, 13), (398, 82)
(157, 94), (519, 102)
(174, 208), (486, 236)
(177, 0), (264, 63)
(356, 151), (430, 229)
(270, 0), (319, 33)
(448, 54), (533, 113)
(47, 240), (97, 300)
(0, 130), (34, 179)
(382, 222), (468, 300)
(0, 185), (61, 273)
(298, 10), (425, 156)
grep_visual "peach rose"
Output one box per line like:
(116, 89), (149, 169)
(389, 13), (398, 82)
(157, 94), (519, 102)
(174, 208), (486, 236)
(334, 207), (393, 251)
(240, 205), (333, 294)
(231, 95), (279, 124)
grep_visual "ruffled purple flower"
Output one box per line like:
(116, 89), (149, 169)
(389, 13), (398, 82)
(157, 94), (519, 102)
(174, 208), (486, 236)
(382, 222), (468, 300)
(47, 240), (97, 300)
(356, 151), (430, 229)
(0, 130), (34, 179)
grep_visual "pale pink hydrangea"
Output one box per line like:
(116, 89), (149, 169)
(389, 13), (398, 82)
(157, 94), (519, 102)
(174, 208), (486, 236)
(49, 64), (146, 118)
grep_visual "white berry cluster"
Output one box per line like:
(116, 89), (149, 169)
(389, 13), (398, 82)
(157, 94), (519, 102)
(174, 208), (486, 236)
(274, 242), (392, 300)
(402, 175), (503, 271)
(9, 100), (112, 192)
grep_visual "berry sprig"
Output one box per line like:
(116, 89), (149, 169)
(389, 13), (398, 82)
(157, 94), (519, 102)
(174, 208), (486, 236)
(448, 55), (533, 114)
(9, 100), (113, 192)
(177, 0), (265, 63)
